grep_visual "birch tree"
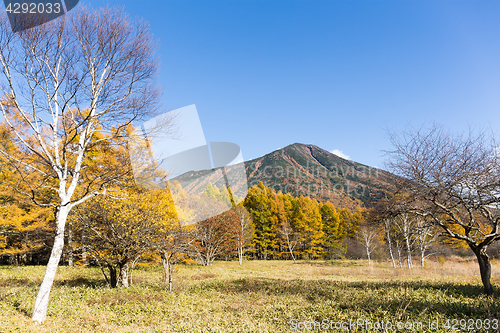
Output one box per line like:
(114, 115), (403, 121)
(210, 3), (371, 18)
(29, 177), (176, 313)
(0, 7), (160, 323)
(233, 205), (253, 265)
(372, 200), (413, 269)
(382, 217), (397, 268)
(394, 213), (415, 269)
(279, 220), (297, 263)
(414, 215), (437, 267)
(357, 222), (378, 265)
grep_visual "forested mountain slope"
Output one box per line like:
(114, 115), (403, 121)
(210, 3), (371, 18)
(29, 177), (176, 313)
(174, 143), (397, 209)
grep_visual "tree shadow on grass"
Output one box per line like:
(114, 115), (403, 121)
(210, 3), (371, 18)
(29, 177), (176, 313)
(294, 260), (366, 267)
(0, 276), (106, 289)
(198, 278), (500, 319)
(0, 277), (37, 287)
(54, 276), (107, 288)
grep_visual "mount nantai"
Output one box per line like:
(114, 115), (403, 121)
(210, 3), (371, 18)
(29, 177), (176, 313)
(172, 143), (397, 209)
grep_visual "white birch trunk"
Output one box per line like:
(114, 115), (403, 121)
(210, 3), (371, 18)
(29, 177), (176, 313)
(405, 236), (413, 269)
(32, 205), (70, 324)
(238, 246), (243, 265)
(81, 230), (87, 266)
(286, 234), (296, 263)
(168, 264), (173, 292)
(395, 239), (403, 268)
(385, 221), (396, 268)
(67, 221), (73, 267)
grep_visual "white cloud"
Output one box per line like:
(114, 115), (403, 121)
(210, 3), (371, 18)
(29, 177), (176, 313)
(494, 146), (500, 157)
(330, 149), (350, 160)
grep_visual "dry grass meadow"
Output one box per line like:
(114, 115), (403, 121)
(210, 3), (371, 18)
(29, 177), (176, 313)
(1, 258), (499, 332)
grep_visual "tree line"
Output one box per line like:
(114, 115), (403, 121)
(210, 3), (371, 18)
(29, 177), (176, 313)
(0, 177), (361, 281)
(0, 175), (467, 280)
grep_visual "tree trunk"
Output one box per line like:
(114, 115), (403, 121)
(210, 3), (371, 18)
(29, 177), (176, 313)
(405, 236), (413, 269)
(238, 246), (243, 265)
(289, 248), (296, 264)
(161, 252), (170, 285)
(129, 257), (140, 287)
(32, 205), (70, 324)
(395, 240), (403, 268)
(109, 265), (118, 288)
(288, 244), (296, 263)
(201, 254), (209, 266)
(285, 233), (296, 263)
(118, 263), (130, 288)
(81, 230), (87, 266)
(473, 247), (494, 296)
(168, 264), (173, 292)
(385, 222), (396, 268)
(67, 221), (73, 267)
(420, 247), (426, 267)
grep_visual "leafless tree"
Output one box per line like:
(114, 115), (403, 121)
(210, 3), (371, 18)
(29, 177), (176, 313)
(394, 213), (415, 269)
(357, 222), (378, 265)
(371, 198), (399, 268)
(233, 205), (253, 265)
(387, 125), (500, 296)
(279, 220), (298, 263)
(382, 217), (397, 268)
(0, 7), (161, 323)
(414, 215), (437, 267)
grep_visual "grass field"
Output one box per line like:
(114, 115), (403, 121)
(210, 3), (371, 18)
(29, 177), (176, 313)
(1, 258), (499, 332)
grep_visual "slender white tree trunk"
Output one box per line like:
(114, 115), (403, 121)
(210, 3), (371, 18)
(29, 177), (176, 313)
(395, 240), (403, 268)
(238, 244), (243, 265)
(286, 234), (296, 263)
(289, 244), (296, 263)
(32, 205), (70, 324)
(405, 236), (413, 269)
(387, 240), (396, 268)
(385, 221), (396, 268)
(67, 221), (73, 267)
(81, 230), (87, 266)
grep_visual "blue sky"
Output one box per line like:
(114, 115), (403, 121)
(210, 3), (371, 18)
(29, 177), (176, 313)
(86, 0), (499, 168)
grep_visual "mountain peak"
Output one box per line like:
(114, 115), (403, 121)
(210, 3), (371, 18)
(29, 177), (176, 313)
(242, 143), (395, 208)
(175, 143), (396, 209)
